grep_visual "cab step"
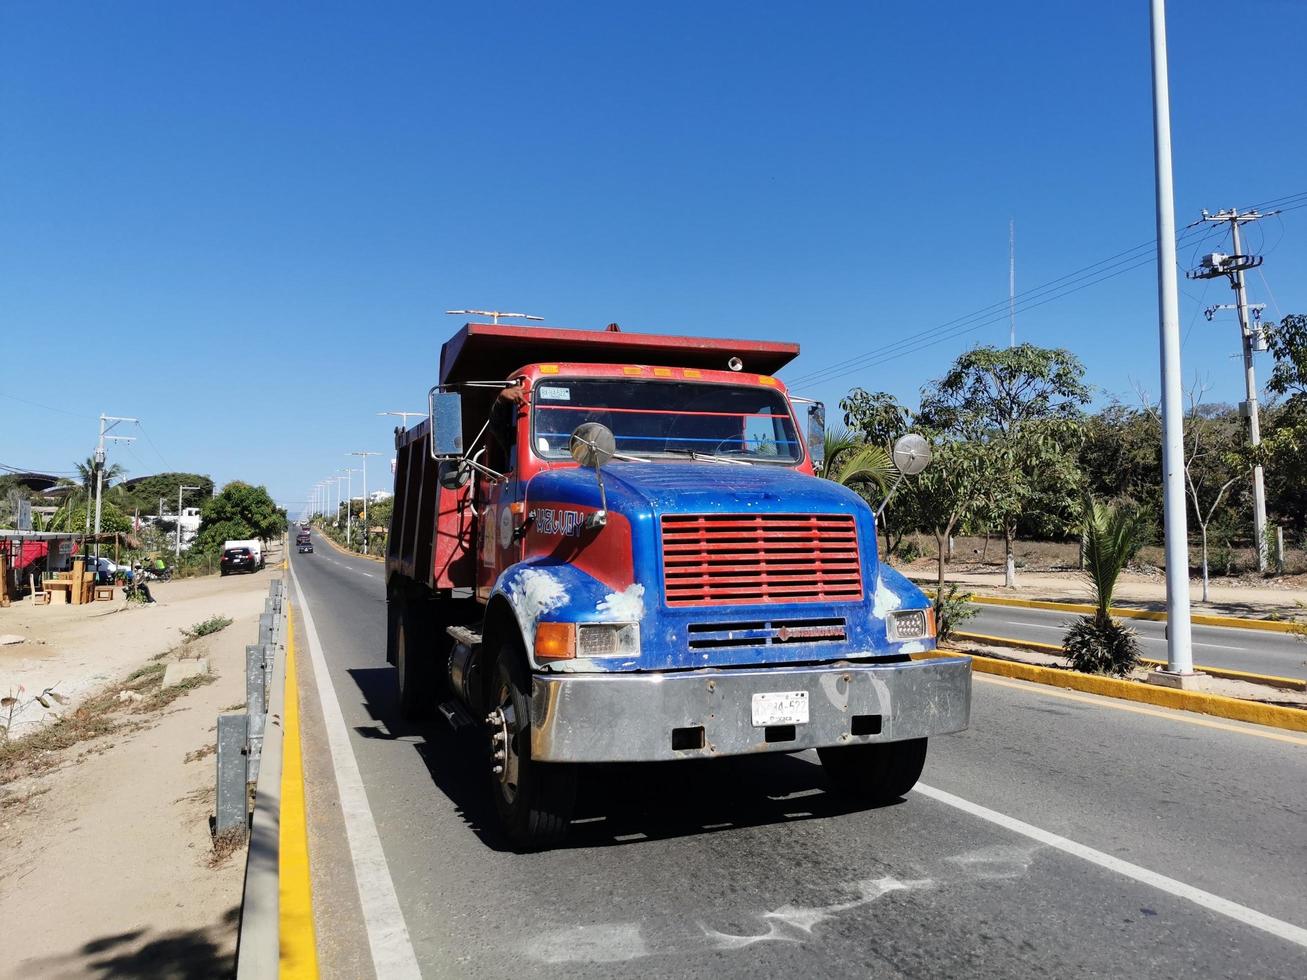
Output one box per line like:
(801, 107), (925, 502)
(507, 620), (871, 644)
(446, 625), (482, 646)
(437, 699), (477, 731)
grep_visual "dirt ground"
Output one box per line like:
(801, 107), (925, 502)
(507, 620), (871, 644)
(899, 535), (1307, 620)
(1, 566), (274, 738)
(0, 555), (279, 979)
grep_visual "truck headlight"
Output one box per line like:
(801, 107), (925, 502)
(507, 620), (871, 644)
(887, 608), (933, 642)
(577, 623), (640, 658)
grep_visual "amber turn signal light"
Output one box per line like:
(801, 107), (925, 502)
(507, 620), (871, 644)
(534, 622), (576, 660)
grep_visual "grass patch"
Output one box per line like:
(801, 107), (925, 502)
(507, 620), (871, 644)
(185, 742), (217, 764)
(183, 616), (233, 641)
(0, 661), (215, 785)
(209, 827), (247, 868)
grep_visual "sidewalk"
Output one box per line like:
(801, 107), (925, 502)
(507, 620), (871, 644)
(906, 562), (1307, 622)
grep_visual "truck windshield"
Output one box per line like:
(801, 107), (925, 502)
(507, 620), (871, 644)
(532, 378), (803, 462)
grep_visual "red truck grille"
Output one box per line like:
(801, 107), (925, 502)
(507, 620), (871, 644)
(661, 513), (863, 607)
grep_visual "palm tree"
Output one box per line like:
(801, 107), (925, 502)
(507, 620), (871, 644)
(75, 456), (125, 492)
(817, 428), (894, 492)
(1064, 491), (1150, 676)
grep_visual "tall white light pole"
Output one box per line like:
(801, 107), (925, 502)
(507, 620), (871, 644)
(176, 484), (202, 558)
(1149, 0), (1194, 676)
(324, 477), (338, 524)
(348, 451), (382, 554)
(342, 467), (359, 545)
(378, 411), (426, 429)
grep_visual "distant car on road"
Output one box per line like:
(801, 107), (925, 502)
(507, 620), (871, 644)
(298, 540), (313, 553)
(220, 547), (260, 576)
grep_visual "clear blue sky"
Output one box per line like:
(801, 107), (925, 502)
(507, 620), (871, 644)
(3, 1), (1305, 515)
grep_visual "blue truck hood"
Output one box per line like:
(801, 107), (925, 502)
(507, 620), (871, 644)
(515, 462), (932, 671)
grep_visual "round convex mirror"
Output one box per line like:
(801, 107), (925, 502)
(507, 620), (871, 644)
(569, 422), (617, 469)
(892, 433), (932, 475)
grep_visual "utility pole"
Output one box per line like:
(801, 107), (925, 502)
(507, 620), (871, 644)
(1148, 0), (1194, 678)
(1009, 218), (1016, 348)
(348, 451), (382, 554)
(94, 415), (138, 561)
(176, 484), (202, 558)
(1187, 207), (1277, 572)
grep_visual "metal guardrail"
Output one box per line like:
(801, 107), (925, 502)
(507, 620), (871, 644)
(212, 578), (289, 977)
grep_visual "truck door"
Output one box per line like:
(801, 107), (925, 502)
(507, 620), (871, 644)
(475, 394), (525, 599)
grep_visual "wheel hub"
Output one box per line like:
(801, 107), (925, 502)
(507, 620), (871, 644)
(485, 699), (521, 801)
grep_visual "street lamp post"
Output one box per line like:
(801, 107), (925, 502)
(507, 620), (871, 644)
(377, 410), (426, 430)
(341, 468), (359, 546)
(347, 451), (382, 554)
(1148, 0), (1194, 677)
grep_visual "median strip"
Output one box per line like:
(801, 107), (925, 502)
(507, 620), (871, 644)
(931, 647), (1307, 734)
(961, 592), (1303, 634)
(953, 630), (1307, 692)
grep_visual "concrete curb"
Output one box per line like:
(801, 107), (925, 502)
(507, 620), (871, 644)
(959, 591), (1304, 634)
(929, 649), (1307, 733)
(315, 528), (384, 564)
(954, 630), (1307, 692)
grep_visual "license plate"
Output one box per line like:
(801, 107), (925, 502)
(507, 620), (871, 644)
(751, 690), (809, 727)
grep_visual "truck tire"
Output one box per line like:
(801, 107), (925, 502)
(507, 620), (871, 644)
(485, 637), (577, 849)
(395, 601), (436, 721)
(817, 738), (928, 804)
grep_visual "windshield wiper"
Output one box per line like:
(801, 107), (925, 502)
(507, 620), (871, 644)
(658, 449), (754, 465)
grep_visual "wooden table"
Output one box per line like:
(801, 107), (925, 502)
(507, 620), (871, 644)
(44, 579), (73, 604)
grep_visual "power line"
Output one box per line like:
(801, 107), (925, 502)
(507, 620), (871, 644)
(785, 191), (1305, 391)
(786, 229), (1201, 388)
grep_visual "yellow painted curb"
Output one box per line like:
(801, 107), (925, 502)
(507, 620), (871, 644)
(314, 528), (384, 564)
(935, 648), (1307, 734)
(954, 630), (1307, 691)
(961, 592), (1303, 634)
(279, 610), (320, 978)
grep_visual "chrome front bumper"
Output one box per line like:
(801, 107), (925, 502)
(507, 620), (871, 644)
(529, 656), (972, 763)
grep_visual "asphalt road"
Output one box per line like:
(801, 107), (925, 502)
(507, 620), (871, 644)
(967, 603), (1307, 680)
(290, 534), (1307, 979)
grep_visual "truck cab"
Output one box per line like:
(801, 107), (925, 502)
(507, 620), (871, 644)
(386, 322), (971, 847)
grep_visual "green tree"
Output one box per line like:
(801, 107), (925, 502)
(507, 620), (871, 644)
(920, 344), (1090, 584)
(816, 428), (894, 492)
(1064, 492), (1149, 676)
(193, 482), (286, 553)
(839, 390), (912, 553)
(1266, 313), (1307, 404)
(116, 473), (215, 514)
(74, 456), (126, 492)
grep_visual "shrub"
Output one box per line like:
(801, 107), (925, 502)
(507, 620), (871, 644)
(1064, 613), (1140, 677)
(933, 585), (978, 644)
(183, 615), (233, 639)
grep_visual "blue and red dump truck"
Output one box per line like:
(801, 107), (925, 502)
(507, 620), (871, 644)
(386, 321), (970, 846)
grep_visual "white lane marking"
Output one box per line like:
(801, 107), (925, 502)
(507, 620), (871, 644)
(291, 565), (422, 979)
(1001, 622), (1264, 654)
(914, 783), (1307, 949)
(998, 620), (1065, 632)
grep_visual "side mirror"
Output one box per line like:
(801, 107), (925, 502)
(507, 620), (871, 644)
(429, 389), (464, 460)
(892, 433), (932, 475)
(569, 423), (615, 528)
(569, 422), (616, 470)
(807, 403), (826, 467)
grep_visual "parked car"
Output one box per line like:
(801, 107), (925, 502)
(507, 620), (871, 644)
(220, 547), (259, 576)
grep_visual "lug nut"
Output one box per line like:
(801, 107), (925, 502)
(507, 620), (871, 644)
(491, 764), (504, 775)
(493, 749), (505, 761)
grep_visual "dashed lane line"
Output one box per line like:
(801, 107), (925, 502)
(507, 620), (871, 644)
(291, 565), (422, 979)
(915, 783), (1307, 950)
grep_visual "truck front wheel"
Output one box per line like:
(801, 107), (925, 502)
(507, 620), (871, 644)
(485, 639), (576, 849)
(817, 738), (928, 804)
